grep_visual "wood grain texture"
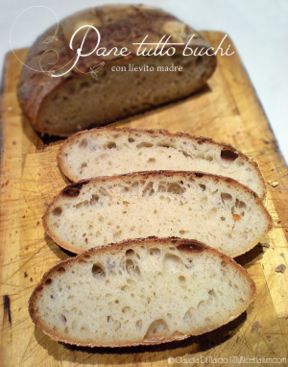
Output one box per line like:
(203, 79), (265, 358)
(0, 32), (288, 367)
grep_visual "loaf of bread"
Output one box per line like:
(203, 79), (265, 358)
(18, 5), (216, 136)
(44, 171), (271, 256)
(58, 128), (265, 198)
(29, 238), (255, 347)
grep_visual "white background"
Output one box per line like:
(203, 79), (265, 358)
(1, 0), (287, 162)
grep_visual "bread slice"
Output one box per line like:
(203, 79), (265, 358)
(44, 171), (271, 256)
(29, 237), (255, 347)
(18, 5), (216, 136)
(58, 128), (265, 198)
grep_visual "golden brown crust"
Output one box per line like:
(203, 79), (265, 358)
(57, 126), (266, 199)
(29, 237), (256, 347)
(17, 5), (216, 134)
(43, 170), (272, 255)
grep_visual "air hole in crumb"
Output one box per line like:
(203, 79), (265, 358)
(183, 307), (194, 322)
(125, 249), (135, 257)
(144, 319), (168, 340)
(199, 184), (206, 191)
(60, 314), (67, 324)
(90, 194), (99, 204)
(79, 139), (88, 148)
(142, 181), (154, 196)
(157, 142), (172, 148)
(91, 263), (105, 278)
(163, 253), (184, 271)
(106, 142), (116, 149)
(235, 199), (247, 209)
(125, 259), (140, 275)
(221, 192), (233, 203)
(122, 306), (131, 313)
(178, 275), (186, 283)
(137, 142), (153, 148)
(221, 148), (239, 161)
(128, 137), (135, 143)
(167, 183), (185, 194)
(149, 248), (160, 256)
(52, 207), (62, 216)
(45, 278), (52, 285)
(208, 289), (216, 296)
(233, 214), (241, 221)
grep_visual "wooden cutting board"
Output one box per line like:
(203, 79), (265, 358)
(0, 32), (288, 367)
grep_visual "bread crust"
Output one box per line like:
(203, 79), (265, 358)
(17, 5), (216, 135)
(29, 237), (256, 347)
(43, 170), (272, 255)
(57, 126), (266, 199)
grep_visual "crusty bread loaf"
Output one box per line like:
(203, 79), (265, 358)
(44, 171), (271, 256)
(58, 128), (265, 198)
(17, 5), (216, 136)
(29, 237), (255, 347)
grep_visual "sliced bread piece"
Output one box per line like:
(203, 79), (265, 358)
(44, 171), (271, 256)
(58, 128), (265, 198)
(29, 238), (256, 347)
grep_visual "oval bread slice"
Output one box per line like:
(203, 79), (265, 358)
(29, 238), (256, 347)
(58, 128), (265, 198)
(44, 171), (271, 256)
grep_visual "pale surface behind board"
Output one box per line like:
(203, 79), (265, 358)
(0, 33), (288, 366)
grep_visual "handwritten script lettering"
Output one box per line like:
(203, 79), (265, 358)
(51, 25), (234, 77)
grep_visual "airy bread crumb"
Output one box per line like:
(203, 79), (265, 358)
(58, 128), (265, 198)
(44, 171), (271, 256)
(29, 238), (256, 347)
